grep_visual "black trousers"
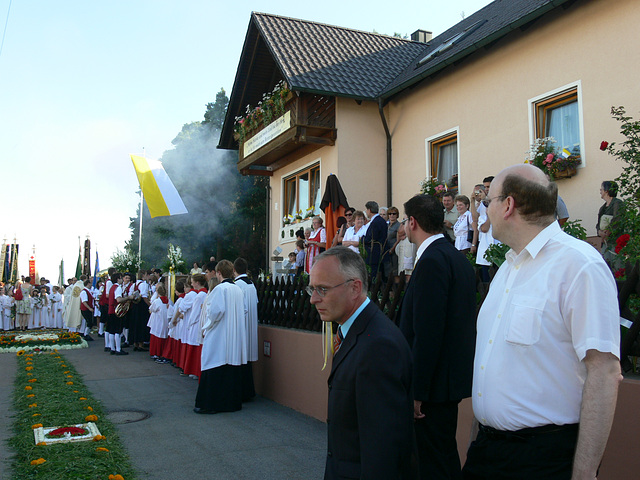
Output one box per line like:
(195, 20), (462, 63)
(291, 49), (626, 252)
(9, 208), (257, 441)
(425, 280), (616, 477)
(462, 424), (579, 480)
(81, 310), (93, 329)
(415, 401), (462, 480)
(106, 313), (123, 335)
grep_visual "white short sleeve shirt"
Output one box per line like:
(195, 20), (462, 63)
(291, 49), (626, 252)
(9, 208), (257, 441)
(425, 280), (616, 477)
(472, 222), (620, 431)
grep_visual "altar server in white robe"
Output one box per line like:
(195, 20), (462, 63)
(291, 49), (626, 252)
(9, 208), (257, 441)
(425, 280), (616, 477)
(233, 257), (258, 401)
(51, 286), (64, 328)
(0, 287), (13, 331)
(180, 273), (208, 378)
(194, 260), (247, 414)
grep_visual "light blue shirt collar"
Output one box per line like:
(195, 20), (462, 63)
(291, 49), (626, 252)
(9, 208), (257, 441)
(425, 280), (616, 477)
(340, 297), (370, 339)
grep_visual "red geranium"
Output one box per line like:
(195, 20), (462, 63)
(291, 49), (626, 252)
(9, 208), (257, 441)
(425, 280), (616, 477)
(615, 234), (630, 254)
(614, 268), (626, 279)
(600, 141), (609, 151)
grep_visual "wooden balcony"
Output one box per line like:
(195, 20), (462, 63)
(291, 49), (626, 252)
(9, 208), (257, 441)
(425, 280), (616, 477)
(237, 93), (337, 176)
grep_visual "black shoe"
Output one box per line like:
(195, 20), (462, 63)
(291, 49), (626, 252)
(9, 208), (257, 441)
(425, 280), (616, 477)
(84, 335), (94, 341)
(104, 347), (111, 352)
(193, 407), (216, 414)
(110, 350), (116, 355)
(114, 350), (129, 356)
(122, 343), (130, 348)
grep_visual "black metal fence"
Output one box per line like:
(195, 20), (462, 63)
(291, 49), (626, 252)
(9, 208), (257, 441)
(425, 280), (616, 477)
(255, 272), (411, 332)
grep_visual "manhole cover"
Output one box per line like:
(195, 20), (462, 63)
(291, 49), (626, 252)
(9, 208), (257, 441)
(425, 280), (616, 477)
(107, 410), (151, 424)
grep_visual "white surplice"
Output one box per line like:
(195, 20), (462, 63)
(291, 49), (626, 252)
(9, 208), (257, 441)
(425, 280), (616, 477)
(201, 281), (247, 370)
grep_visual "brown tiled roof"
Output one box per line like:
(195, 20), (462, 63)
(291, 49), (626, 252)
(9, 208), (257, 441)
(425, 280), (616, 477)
(384, 0), (575, 96)
(253, 13), (425, 99)
(219, 0), (577, 149)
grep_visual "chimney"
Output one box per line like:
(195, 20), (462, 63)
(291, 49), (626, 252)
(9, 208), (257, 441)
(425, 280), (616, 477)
(411, 29), (433, 43)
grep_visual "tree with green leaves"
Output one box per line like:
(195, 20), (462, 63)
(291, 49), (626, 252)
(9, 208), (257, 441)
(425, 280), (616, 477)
(603, 106), (640, 269)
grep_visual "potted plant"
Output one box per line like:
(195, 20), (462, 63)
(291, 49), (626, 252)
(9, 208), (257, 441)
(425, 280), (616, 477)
(420, 177), (448, 197)
(526, 137), (582, 180)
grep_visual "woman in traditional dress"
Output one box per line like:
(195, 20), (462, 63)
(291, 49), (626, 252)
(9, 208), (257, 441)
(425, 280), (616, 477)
(305, 216), (326, 273)
(15, 278), (33, 331)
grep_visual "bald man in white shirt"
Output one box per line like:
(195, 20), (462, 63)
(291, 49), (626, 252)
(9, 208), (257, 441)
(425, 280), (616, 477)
(462, 164), (621, 480)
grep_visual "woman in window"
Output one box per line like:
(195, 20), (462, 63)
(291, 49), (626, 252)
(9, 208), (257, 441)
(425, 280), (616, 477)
(342, 210), (367, 254)
(453, 195), (473, 254)
(305, 216), (326, 273)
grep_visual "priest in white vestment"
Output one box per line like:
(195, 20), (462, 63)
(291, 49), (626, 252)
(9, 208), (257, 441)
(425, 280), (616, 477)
(64, 278), (84, 332)
(194, 260), (247, 414)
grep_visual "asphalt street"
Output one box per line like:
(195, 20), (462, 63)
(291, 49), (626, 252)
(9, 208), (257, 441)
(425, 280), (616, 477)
(0, 339), (326, 480)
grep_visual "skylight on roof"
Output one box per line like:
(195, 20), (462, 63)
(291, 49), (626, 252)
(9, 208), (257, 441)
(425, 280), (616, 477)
(416, 19), (487, 67)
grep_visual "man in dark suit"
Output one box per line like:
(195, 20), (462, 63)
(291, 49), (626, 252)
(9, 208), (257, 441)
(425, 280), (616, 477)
(399, 194), (476, 480)
(363, 201), (388, 283)
(309, 246), (416, 480)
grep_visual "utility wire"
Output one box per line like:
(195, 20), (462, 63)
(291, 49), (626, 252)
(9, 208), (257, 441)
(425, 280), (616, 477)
(0, 0), (12, 60)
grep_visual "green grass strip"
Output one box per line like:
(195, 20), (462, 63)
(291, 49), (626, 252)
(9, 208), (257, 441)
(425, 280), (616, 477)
(10, 351), (137, 479)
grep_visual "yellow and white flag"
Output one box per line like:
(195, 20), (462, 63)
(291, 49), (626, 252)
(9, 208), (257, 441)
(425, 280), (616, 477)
(130, 155), (188, 218)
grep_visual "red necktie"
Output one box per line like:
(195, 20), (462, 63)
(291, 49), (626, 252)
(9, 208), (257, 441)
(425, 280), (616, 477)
(333, 326), (344, 354)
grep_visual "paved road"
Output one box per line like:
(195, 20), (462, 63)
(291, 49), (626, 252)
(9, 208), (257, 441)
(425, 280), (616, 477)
(0, 340), (327, 480)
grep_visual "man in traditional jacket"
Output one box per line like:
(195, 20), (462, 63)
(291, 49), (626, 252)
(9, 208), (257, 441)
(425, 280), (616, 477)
(194, 260), (247, 414)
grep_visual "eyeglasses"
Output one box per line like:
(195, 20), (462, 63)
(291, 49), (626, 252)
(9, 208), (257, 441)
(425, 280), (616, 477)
(305, 279), (354, 297)
(483, 195), (506, 207)
(345, 212), (353, 216)
(400, 218), (409, 225)
(388, 212), (398, 216)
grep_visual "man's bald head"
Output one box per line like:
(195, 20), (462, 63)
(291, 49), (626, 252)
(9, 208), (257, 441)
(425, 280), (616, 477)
(493, 164), (557, 227)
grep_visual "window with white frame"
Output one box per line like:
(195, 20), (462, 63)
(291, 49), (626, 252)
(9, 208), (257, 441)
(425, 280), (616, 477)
(283, 163), (321, 221)
(531, 84), (583, 160)
(428, 130), (459, 191)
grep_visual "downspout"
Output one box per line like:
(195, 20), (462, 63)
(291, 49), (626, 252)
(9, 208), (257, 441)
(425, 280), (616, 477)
(265, 184), (271, 273)
(378, 98), (392, 208)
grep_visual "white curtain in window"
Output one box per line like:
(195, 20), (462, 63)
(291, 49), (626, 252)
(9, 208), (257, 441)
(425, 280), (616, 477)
(311, 169), (321, 213)
(547, 101), (580, 153)
(298, 173), (310, 213)
(285, 180), (296, 217)
(438, 142), (458, 185)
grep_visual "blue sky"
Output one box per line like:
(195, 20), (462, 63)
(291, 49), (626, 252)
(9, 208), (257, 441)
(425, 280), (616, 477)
(0, 0), (492, 280)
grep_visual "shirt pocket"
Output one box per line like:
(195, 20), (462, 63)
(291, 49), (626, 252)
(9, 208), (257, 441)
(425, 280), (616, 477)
(504, 295), (545, 346)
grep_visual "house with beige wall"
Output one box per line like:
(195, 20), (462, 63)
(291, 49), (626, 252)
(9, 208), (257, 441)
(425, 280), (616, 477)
(216, 3), (640, 476)
(220, 0), (639, 265)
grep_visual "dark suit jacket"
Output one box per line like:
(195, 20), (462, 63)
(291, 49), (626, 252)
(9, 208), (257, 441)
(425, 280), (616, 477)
(363, 215), (388, 278)
(399, 236), (476, 403)
(325, 301), (417, 480)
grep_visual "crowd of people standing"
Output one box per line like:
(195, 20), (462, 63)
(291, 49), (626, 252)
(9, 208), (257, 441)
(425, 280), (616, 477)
(304, 165), (622, 480)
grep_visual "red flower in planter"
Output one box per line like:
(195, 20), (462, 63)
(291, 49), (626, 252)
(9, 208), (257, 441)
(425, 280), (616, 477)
(600, 141), (609, 151)
(614, 268), (626, 279)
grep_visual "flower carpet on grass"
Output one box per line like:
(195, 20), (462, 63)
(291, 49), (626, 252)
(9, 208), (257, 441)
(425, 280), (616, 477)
(1, 330), (87, 354)
(10, 350), (136, 479)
